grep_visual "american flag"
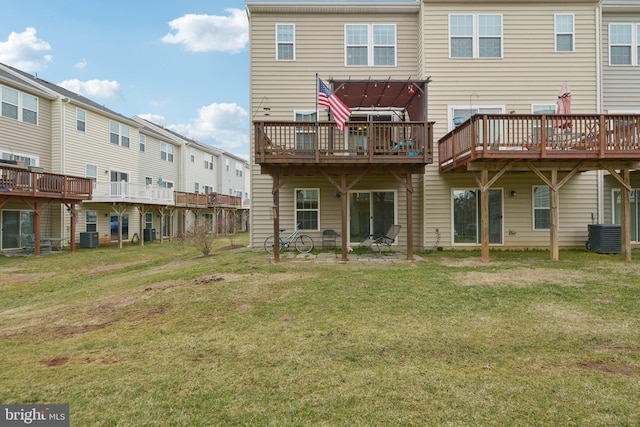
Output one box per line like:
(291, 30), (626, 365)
(318, 78), (351, 131)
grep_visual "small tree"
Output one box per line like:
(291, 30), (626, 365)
(186, 218), (216, 257)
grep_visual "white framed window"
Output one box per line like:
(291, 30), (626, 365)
(1, 151), (39, 167)
(294, 110), (317, 150)
(194, 182), (200, 194)
(1, 86), (38, 124)
(145, 213), (153, 229)
(190, 148), (195, 163)
(204, 153), (214, 170)
(164, 180), (174, 189)
(612, 188), (640, 242)
(85, 163), (97, 190)
(145, 176), (153, 186)
(555, 14), (574, 52)
(345, 24), (396, 66)
(86, 211), (97, 232)
(235, 162), (243, 177)
(160, 142), (174, 162)
(276, 24), (295, 61)
(609, 23), (640, 65)
(204, 185), (213, 194)
(449, 14), (502, 58)
(533, 186), (551, 230)
(76, 108), (86, 132)
(225, 159), (230, 172)
(139, 134), (146, 152)
(295, 188), (319, 231)
(449, 105), (504, 131)
(532, 104), (557, 114)
(109, 121), (130, 147)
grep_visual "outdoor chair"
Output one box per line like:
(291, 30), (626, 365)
(322, 229), (338, 249)
(359, 224), (401, 254)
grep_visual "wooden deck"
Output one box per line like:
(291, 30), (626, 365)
(0, 164), (92, 200)
(174, 192), (243, 209)
(254, 121), (433, 167)
(439, 114), (640, 172)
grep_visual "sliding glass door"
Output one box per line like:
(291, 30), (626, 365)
(349, 191), (396, 243)
(453, 189), (503, 244)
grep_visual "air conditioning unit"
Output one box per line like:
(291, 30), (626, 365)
(587, 224), (621, 254)
(79, 231), (99, 248)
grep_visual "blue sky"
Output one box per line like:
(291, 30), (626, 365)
(0, 0), (412, 160)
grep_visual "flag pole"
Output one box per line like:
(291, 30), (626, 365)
(315, 73), (319, 128)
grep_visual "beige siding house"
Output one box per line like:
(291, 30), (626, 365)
(248, 0), (640, 261)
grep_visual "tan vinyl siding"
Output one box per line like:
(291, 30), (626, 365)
(602, 11), (640, 112)
(0, 86), (52, 169)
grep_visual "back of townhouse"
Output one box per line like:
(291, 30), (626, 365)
(0, 62), (249, 252)
(248, 0), (640, 253)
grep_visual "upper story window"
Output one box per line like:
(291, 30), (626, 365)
(225, 158), (230, 172)
(85, 163), (97, 190)
(145, 176), (153, 186)
(235, 163), (243, 177)
(450, 14), (502, 58)
(194, 182), (200, 194)
(204, 185), (213, 194)
(345, 24), (396, 66)
(1, 151), (38, 167)
(139, 134), (146, 152)
(76, 108), (86, 132)
(160, 142), (174, 163)
(555, 14), (575, 52)
(609, 23), (640, 65)
(109, 121), (130, 147)
(190, 148), (195, 163)
(204, 153), (214, 170)
(276, 24), (295, 61)
(1, 86), (38, 124)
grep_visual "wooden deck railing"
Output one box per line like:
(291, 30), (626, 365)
(0, 164), (92, 199)
(208, 193), (242, 207)
(174, 191), (243, 209)
(255, 121), (433, 165)
(439, 114), (640, 172)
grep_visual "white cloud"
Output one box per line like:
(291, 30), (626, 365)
(161, 9), (248, 53)
(58, 79), (121, 99)
(137, 113), (166, 126)
(75, 58), (88, 70)
(0, 27), (52, 72)
(169, 102), (248, 154)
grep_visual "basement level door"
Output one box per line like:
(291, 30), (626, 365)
(349, 191), (395, 243)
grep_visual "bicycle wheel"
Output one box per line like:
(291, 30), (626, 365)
(264, 235), (276, 254)
(295, 235), (314, 253)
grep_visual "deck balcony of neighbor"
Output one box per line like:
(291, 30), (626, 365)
(439, 114), (640, 172)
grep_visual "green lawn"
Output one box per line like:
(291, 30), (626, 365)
(1, 235), (639, 426)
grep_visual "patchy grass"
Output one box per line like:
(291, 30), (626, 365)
(1, 235), (639, 426)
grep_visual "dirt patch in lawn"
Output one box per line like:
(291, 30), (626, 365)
(86, 260), (146, 275)
(452, 267), (586, 288)
(575, 359), (638, 377)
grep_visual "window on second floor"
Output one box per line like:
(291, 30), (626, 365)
(85, 163), (97, 190)
(225, 159), (230, 172)
(555, 14), (575, 52)
(109, 121), (130, 147)
(76, 108), (86, 132)
(204, 154), (214, 170)
(190, 148), (195, 163)
(139, 134), (146, 152)
(160, 142), (174, 162)
(345, 24), (396, 66)
(204, 185), (213, 194)
(235, 163), (243, 177)
(276, 24), (295, 61)
(450, 14), (502, 58)
(1, 86), (38, 124)
(194, 182), (200, 194)
(1, 151), (38, 167)
(609, 23), (640, 65)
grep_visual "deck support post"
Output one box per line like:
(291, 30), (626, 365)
(621, 169), (631, 262)
(406, 173), (414, 261)
(480, 170), (490, 262)
(272, 173), (280, 263)
(549, 169), (559, 261)
(340, 174), (349, 262)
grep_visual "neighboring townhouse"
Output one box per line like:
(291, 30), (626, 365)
(601, 0), (640, 241)
(1, 61), (249, 254)
(247, 0), (640, 261)
(1, 63), (92, 254)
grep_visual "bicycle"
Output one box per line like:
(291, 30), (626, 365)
(264, 223), (314, 254)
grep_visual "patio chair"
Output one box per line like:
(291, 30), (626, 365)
(359, 224), (401, 254)
(322, 229), (338, 249)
